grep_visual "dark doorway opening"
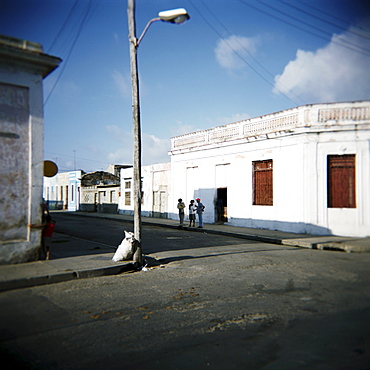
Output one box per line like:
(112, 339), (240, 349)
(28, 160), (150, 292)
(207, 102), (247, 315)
(216, 188), (227, 222)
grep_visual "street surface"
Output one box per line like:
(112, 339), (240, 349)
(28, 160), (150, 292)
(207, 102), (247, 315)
(1, 213), (370, 369)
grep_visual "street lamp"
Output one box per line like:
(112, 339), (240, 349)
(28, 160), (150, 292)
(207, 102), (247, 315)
(127, 0), (190, 265)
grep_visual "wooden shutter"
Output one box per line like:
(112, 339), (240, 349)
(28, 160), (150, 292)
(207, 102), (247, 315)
(253, 160), (273, 205)
(327, 155), (356, 208)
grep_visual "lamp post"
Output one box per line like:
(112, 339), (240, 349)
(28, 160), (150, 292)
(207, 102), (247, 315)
(127, 0), (189, 265)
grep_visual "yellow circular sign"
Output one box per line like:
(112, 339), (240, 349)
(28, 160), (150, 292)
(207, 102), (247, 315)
(44, 160), (58, 177)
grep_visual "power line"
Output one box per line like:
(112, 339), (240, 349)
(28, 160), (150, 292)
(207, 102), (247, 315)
(45, 150), (111, 165)
(239, 0), (370, 57)
(44, 0), (99, 106)
(201, 0), (306, 105)
(295, 0), (370, 35)
(48, 0), (80, 53)
(257, 0), (370, 56)
(189, 0), (304, 106)
(277, 0), (370, 41)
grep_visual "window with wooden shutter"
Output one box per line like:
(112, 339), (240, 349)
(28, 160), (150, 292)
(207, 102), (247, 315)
(327, 155), (356, 208)
(253, 160), (273, 206)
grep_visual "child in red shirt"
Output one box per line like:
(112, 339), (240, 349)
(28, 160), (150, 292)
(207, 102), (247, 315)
(29, 215), (56, 260)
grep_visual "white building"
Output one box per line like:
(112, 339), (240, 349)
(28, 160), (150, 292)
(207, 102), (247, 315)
(168, 101), (370, 237)
(68, 171), (82, 211)
(43, 170), (82, 211)
(119, 162), (171, 219)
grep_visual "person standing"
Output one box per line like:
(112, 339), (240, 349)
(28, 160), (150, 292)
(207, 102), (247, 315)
(29, 214), (56, 260)
(195, 198), (205, 228)
(188, 200), (196, 227)
(177, 198), (185, 227)
(216, 198), (224, 222)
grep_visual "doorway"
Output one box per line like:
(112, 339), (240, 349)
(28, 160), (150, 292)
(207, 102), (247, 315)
(152, 187), (168, 218)
(216, 188), (227, 222)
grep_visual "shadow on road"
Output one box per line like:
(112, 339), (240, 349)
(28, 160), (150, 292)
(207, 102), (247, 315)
(49, 212), (303, 260)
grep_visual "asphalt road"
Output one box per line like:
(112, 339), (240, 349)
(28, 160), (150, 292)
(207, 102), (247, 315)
(1, 213), (370, 369)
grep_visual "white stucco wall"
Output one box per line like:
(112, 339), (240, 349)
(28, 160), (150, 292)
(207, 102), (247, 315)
(169, 135), (310, 231)
(119, 162), (171, 218)
(0, 36), (60, 264)
(0, 75), (45, 263)
(315, 132), (369, 237)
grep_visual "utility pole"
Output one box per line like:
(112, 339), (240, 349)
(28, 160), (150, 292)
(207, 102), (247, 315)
(127, 0), (143, 266)
(127, 1), (189, 266)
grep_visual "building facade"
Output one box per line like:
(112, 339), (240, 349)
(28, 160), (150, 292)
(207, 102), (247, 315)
(119, 162), (171, 219)
(80, 171), (121, 213)
(0, 35), (60, 264)
(43, 165), (130, 214)
(168, 101), (370, 237)
(43, 170), (82, 211)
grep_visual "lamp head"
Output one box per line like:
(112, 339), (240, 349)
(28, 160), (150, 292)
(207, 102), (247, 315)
(158, 8), (190, 24)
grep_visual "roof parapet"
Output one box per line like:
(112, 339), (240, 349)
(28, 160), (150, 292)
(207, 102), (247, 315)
(170, 101), (370, 153)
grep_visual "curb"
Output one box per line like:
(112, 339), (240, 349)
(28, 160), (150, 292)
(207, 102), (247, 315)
(0, 260), (134, 293)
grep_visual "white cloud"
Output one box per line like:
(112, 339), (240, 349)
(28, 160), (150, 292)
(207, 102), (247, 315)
(142, 133), (171, 165)
(112, 70), (131, 98)
(215, 35), (257, 70)
(217, 112), (251, 125)
(170, 121), (198, 137)
(274, 24), (370, 103)
(105, 125), (170, 166)
(106, 125), (133, 164)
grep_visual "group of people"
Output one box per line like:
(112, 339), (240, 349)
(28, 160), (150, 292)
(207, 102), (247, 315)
(177, 198), (205, 228)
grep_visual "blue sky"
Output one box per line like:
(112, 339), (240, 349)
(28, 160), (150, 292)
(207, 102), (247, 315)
(1, 0), (369, 172)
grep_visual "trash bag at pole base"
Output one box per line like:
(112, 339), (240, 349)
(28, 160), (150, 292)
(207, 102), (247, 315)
(112, 231), (140, 262)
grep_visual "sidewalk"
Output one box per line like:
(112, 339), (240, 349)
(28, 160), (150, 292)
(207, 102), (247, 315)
(1, 212), (369, 292)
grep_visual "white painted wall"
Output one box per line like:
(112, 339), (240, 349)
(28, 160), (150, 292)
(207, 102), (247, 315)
(0, 36), (60, 263)
(119, 162), (171, 218)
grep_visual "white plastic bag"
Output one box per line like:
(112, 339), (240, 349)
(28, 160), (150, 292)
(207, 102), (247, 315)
(112, 231), (139, 262)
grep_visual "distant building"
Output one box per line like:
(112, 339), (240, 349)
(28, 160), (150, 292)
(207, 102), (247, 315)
(119, 162), (171, 219)
(43, 170), (83, 211)
(43, 165), (131, 214)
(68, 171), (82, 211)
(0, 35), (60, 264)
(105, 164), (132, 178)
(80, 171), (121, 213)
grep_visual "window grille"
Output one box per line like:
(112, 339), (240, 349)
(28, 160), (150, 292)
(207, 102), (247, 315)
(253, 160), (273, 205)
(327, 155), (356, 208)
